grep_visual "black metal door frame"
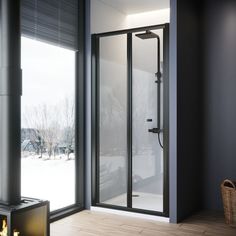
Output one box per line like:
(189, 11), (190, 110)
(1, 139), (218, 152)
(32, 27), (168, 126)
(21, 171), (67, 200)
(92, 24), (169, 217)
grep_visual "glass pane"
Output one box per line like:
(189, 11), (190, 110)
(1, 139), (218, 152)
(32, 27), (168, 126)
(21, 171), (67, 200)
(132, 30), (164, 212)
(99, 35), (127, 206)
(21, 37), (76, 211)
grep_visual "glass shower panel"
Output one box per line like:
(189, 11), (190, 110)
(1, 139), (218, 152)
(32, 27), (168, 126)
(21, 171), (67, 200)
(99, 35), (128, 206)
(132, 30), (164, 212)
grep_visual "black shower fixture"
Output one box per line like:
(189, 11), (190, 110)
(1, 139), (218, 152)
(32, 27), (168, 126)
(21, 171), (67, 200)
(135, 30), (159, 40)
(136, 30), (163, 148)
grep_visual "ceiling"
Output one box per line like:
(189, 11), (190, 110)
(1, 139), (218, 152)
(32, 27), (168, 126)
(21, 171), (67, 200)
(99, 0), (170, 14)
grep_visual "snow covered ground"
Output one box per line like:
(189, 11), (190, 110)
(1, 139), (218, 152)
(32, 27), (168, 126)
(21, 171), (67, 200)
(21, 156), (75, 211)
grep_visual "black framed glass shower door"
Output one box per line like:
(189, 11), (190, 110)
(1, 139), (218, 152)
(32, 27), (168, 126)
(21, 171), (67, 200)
(92, 24), (169, 217)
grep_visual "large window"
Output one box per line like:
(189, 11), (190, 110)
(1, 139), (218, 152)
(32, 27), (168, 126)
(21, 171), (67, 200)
(21, 37), (76, 211)
(20, 0), (79, 213)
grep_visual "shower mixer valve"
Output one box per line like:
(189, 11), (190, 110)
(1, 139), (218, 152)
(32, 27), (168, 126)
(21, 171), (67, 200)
(155, 72), (162, 83)
(155, 71), (162, 79)
(148, 128), (163, 134)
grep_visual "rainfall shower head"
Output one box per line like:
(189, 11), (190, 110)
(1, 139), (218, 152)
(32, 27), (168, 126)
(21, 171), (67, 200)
(135, 30), (158, 40)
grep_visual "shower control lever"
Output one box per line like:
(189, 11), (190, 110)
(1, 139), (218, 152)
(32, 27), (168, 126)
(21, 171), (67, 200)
(155, 71), (162, 79)
(149, 128), (158, 133)
(148, 128), (161, 134)
(155, 72), (162, 84)
(148, 128), (163, 134)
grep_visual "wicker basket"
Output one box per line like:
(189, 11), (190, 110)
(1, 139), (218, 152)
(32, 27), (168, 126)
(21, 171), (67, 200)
(221, 179), (236, 227)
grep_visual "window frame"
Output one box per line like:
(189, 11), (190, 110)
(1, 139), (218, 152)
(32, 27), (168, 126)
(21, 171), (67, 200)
(50, 0), (87, 221)
(20, 0), (87, 222)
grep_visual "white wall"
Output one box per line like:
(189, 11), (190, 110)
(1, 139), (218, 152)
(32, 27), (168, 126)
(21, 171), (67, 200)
(91, 0), (127, 33)
(91, 0), (170, 33)
(127, 9), (170, 28)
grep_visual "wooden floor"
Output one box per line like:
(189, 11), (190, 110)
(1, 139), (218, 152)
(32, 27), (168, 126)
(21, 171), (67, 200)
(51, 210), (236, 236)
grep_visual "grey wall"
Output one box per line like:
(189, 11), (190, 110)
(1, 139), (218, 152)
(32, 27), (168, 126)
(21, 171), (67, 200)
(203, 0), (236, 210)
(169, 0), (177, 223)
(84, 0), (92, 209)
(176, 0), (203, 222)
(169, 0), (204, 223)
(174, 0), (236, 218)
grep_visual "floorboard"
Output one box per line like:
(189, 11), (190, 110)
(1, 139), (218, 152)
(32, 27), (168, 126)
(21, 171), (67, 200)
(51, 210), (236, 236)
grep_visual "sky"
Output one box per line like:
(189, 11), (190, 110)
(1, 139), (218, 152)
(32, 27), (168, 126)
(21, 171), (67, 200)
(21, 37), (76, 127)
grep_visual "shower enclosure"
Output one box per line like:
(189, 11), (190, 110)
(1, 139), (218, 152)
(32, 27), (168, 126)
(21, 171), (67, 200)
(92, 24), (169, 216)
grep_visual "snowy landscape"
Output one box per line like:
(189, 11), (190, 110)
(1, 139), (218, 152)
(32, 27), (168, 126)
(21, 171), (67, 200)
(21, 156), (75, 211)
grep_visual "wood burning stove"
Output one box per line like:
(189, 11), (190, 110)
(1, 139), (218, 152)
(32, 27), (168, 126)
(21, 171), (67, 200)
(0, 198), (49, 236)
(0, 1), (50, 235)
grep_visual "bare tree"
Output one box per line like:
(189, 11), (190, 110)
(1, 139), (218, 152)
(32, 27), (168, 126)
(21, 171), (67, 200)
(60, 98), (75, 160)
(23, 103), (61, 159)
(22, 96), (75, 160)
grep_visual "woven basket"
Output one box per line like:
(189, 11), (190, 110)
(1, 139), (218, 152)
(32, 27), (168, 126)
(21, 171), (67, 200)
(221, 179), (236, 227)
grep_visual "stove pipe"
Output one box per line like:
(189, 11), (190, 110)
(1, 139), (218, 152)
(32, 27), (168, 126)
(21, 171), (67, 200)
(0, 0), (22, 205)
